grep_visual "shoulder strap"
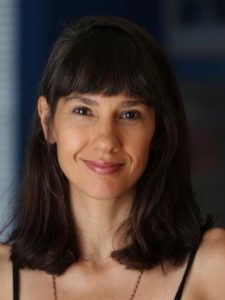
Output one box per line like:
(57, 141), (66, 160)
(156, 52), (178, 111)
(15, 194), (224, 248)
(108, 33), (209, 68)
(173, 245), (198, 300)
(12, 261), (19, 300)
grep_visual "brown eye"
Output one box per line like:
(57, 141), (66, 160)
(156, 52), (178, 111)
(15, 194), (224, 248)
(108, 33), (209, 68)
(121, 111), (141, 120)
(73, 107), (91, 116)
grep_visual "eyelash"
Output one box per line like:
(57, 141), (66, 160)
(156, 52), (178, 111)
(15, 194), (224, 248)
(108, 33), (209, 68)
(120, 111), (141, 120)
(73, 107), (91, 116)
(72, 107), (142, 120)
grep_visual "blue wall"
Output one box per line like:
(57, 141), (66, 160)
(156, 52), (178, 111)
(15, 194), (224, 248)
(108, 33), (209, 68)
(18, 0), (225, 226)
(19, 0), (162, 165)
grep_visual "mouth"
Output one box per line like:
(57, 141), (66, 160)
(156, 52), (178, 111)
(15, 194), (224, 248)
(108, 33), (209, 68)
(82, 160), (125, 175)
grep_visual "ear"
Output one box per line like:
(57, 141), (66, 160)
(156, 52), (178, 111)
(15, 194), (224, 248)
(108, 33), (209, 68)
(37, 96), (55, 143)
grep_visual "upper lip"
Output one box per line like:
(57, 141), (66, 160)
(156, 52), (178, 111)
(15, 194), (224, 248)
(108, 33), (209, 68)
(82, 160), (125, 167)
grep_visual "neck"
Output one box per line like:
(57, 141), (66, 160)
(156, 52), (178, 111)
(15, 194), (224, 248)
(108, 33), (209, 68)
(70, 189), (133, 266)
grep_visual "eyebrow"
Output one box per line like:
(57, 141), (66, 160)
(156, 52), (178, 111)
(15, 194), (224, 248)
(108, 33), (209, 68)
(65, 94), (147, 107)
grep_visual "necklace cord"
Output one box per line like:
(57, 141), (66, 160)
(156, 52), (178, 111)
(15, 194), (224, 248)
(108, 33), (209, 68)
(52, 269), (144, 300)
(129, 270), (144, 300)
(52, 275), (58, 300)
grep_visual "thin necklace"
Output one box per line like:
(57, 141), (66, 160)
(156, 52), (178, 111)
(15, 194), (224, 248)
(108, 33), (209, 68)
(52, 269), (144, 300)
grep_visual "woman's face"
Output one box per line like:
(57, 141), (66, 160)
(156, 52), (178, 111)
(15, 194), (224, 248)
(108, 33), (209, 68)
(49, 92), (155, 201)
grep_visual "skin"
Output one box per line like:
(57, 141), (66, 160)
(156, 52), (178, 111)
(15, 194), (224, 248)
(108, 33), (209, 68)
(40, 92), (156, 262)
(0, 92), (225, 299)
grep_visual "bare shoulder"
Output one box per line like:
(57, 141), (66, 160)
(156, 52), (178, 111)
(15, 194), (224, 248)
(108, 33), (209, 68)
(199, 227), (225, 260)
(0, 243), (12, 299)
(0, 242), (11, 257)
(194, 227), (225, 299)
(0, 243), (11, 269)
(202, 226), (225, 242)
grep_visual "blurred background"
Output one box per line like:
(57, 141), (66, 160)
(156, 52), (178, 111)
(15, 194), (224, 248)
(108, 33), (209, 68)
(0, 0), (224, 239)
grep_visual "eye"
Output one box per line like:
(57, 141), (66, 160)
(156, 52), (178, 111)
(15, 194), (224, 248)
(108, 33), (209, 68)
(120, 110), (141, 120)
(73, 107), (92, 116)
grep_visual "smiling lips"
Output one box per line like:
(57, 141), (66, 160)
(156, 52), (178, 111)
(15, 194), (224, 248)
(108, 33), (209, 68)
(83, 160), (125, 175)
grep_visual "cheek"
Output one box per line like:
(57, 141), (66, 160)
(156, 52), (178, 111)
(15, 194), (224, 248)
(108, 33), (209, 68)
(54, 127), (87, 161)
(128, 131), (154, 161)
(136, 141), (151, 169)
(133, 136), (154, 182)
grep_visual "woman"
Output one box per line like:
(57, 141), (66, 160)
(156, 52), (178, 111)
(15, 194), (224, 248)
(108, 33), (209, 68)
(0, 16), (225, 300)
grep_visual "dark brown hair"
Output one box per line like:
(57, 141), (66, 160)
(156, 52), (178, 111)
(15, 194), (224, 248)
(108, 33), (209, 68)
(7, 16), (212, 275)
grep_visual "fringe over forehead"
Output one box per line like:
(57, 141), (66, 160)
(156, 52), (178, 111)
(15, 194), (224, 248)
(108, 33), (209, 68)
(39, 16), (165, 111)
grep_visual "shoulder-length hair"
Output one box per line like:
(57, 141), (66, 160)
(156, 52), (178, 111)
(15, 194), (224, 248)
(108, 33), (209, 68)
(9, 16), (212, 275)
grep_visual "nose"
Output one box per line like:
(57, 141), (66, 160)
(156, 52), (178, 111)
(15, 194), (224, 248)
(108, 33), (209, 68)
(92, 118), (121, 154)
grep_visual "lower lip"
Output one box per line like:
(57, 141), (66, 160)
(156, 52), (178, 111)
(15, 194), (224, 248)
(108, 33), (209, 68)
(83, 161), (124, 175)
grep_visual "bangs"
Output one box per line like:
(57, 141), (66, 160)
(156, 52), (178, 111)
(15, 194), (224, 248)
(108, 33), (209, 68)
(53, 26), (158, 106)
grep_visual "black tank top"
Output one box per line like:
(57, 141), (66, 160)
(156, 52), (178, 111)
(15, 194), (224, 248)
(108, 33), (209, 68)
(12, 245), (198, 300)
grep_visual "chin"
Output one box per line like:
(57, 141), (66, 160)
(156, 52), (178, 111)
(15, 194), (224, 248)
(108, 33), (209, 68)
(70, 180), (134, 202)
(86, 189), (125, 201)
(81, 184), (132, 201)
